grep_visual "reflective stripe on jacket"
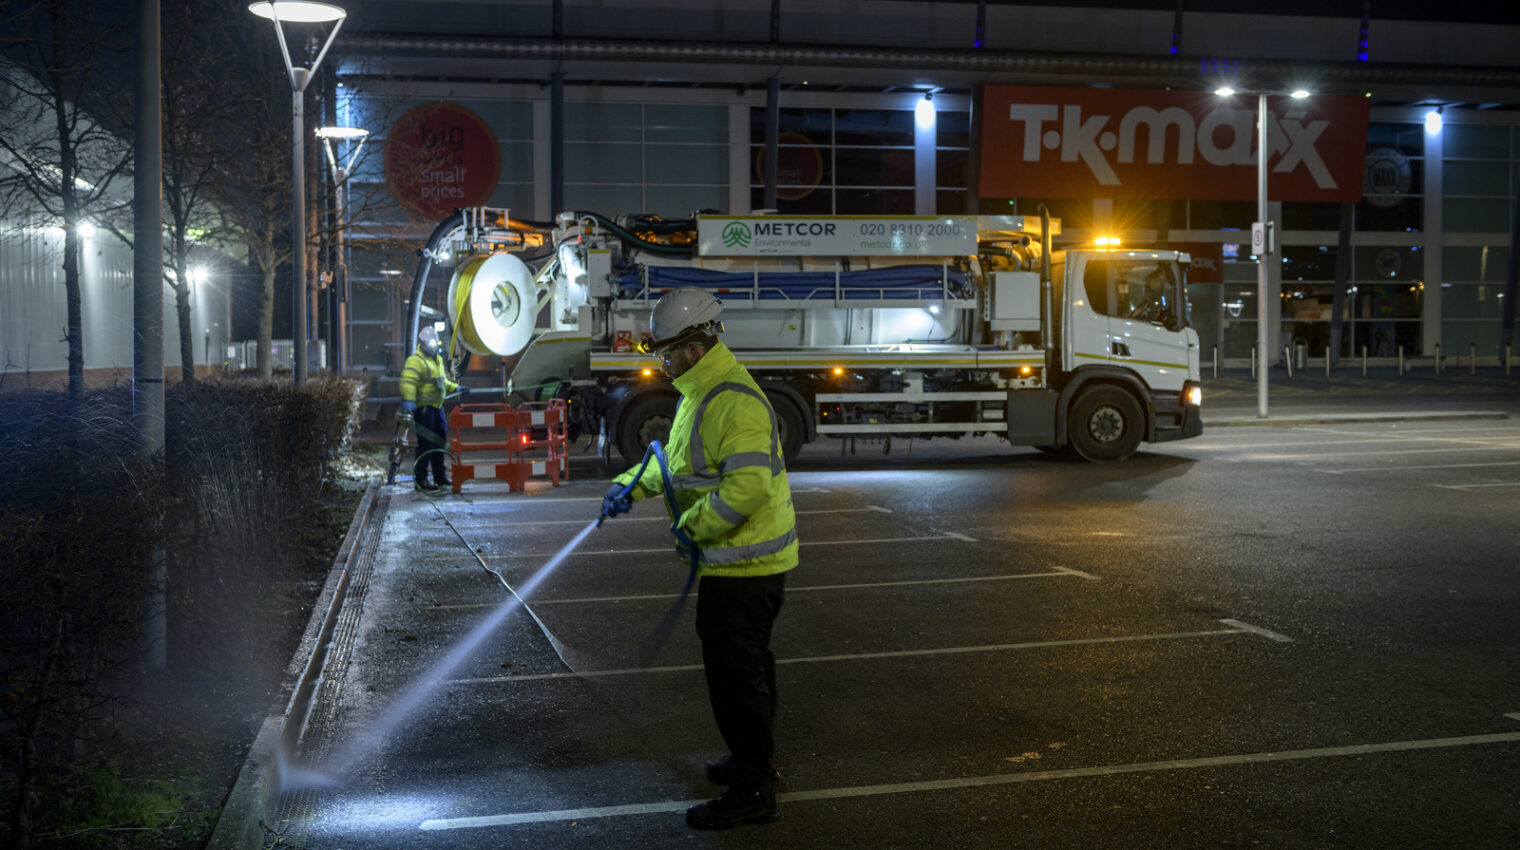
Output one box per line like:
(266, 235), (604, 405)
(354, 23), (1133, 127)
(614, 341), (797, 578)
(400, 351), (457, 408)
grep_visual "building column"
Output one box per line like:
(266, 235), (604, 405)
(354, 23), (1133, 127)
(729, 102), (751, 213)
(532, 98), (552, 221)
(915, 98), (936, 215)
(1422, 122), (1444, 356)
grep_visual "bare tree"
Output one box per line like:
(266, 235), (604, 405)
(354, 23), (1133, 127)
(160, 0), (243, 384)
(206, 29), (292, 380)
(0, 0), (133, 399)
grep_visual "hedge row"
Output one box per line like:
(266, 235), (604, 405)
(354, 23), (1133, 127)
(0, 374), (366, 846)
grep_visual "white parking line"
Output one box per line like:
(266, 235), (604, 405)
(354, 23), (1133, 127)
(1219, 618), (1293, 643)
(445, 619), (1277, 685)
(436, 486), (833, 507)
(417, 729), (1520, 830)
(1243, 444), (1520, 461)
(1315, 460), (1520, 475)
(493, 533), (978, 557)
(460, 506), (898, 528)
(426, 567), (1095, 610)
(1434, 481), (1520, 491)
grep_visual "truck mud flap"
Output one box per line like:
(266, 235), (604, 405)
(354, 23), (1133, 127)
(1006, 389), (1059, 445)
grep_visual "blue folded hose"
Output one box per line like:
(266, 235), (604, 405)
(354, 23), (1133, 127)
(618, 264), (971, 301)
(601, 440), (699, 664)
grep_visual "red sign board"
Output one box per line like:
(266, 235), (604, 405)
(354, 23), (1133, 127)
(978, 86), (1370, 203)
(383, 102), (502, 220)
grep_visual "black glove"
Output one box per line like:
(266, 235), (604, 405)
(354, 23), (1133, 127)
(601, 484), (632, 520)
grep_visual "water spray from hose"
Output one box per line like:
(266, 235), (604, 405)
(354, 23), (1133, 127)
(290, 440), (694, 786)
(312, 518), (600, 783)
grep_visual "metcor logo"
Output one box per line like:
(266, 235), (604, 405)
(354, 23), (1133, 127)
(722, 221), (751, 248)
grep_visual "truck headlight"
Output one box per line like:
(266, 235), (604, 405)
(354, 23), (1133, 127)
(1184, 384), (1202, 406)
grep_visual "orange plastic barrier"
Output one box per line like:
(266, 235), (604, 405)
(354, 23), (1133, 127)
(447, 400), (570, 494)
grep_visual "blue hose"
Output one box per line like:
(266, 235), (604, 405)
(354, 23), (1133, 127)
(599, 440), (700, 663)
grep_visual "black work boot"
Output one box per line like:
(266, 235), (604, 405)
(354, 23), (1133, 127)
(685, 784), (779, 830)
(705, 755), (782, 787)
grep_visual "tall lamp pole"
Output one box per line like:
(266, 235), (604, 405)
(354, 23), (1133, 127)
(1216, 86), (1310, 418)
(1256, 92), (1270, 419)
(249, 1), (347, 384)
(317, 125), (368, 375)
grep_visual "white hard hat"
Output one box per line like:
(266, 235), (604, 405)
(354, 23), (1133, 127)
(418, 325), (440, 355)
(641, 287), (723, 353)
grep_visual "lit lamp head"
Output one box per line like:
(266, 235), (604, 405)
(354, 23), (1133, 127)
(316, 126), (368, 140)
(316, 126), (369, 172)
(247, 1), (347, 23)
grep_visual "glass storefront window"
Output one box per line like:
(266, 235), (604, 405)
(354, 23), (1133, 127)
(1282, 202), (1344, 230)
(1444, 197), (1512, 234)
(566, 103), (727, 218)
(1366, 122), (1424, 158)
(1281, 245), (1338, 281)
(835, 109), (914, 147)
(1443, 245), (1511, 282)
(1188, 201), (1255, 231)
(935, 149), (968, 190)
(937, 190), (969, 214)
(1441, 283), (1507, 320)
(1443, 124), (1512, 159)
(1353, 245), (1423, 283)
(936, 111), (970, 149)
(750, 107), (917, 214)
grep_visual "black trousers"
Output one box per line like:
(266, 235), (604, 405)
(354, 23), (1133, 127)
(694, 571), (787, 778)
(412, 405), (449, 484)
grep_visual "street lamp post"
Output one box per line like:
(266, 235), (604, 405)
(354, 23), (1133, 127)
(249, 1), (347, 384)
(1216, 86), (1310, 418)
(317, 125), (368, 375)
(1255, 92), (1270, 419)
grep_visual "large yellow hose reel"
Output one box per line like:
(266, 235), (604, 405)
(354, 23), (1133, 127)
(446, 252), (536, 357)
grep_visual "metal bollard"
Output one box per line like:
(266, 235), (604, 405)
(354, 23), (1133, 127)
(1362, 345), (1368, 377)
(1470, 342), (1476, 375)
(1213, 346), (1219, 379)
(1325, 345), (1331, 377)
(1435, 342), (1442, 375)
(1250, 345), (1256, 379)
(1398, 345), (1404, 375)
(1284, 346), (1293, 378)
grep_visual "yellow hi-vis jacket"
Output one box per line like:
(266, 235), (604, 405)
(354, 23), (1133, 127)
(613, 341), (798, 578)
(400, 350), (458, 409)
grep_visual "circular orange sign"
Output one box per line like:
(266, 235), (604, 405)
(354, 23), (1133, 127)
(754, 132), (824, 201)
(383, 102), (502, 220)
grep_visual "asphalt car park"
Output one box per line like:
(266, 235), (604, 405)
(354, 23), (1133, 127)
(277, 412), (1520, 849)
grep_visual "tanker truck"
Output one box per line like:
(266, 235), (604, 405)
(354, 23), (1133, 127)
(410, 207), (1202, 465)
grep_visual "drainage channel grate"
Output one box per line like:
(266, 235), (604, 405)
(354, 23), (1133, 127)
(268, 492), (390, 849)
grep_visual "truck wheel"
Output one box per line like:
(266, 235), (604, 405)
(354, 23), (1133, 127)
(1067, 386), (1143, 462)
(766, 393), (806, 466)
(616, 393), (678, 465)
